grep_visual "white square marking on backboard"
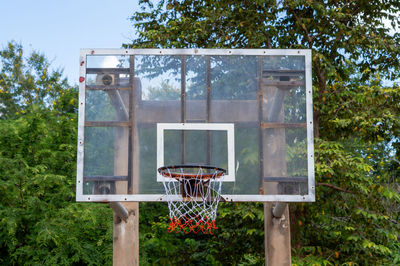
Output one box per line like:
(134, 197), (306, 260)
(157, 123), (235, 182)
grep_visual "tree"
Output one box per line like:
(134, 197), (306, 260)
(0, 42), (114, 265)
(126, 1), (400, 264)
(0, 42), (75, 118)
(127, 0), (400, 136)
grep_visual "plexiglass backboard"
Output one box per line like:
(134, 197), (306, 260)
(76, 49), (315, 202)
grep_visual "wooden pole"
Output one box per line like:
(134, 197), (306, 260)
(262, 77), (292, 265)
(112, 62), (140, 265)
(112, 112), (139, 266)
(113, 202), (139, 266)
(264, 203), (291, 265)
(112, 117), (139, 266)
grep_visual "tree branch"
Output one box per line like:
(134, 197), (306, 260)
(288, 7), (313, 47)
(317, 182), (355, 194)
(263, 32), (272, 49)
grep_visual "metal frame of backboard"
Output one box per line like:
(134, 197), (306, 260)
(76, 48), (315, 202)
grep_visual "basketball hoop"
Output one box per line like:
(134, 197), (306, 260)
(158, 165), (225, 234)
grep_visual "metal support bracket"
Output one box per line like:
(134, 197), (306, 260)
(272, 202), (288, 218)
(110, 202), (129, 223)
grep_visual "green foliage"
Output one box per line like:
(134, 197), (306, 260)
(139, 202), (265, 265)
(0, 42), (113, 265)
(291, 138), (400, 264)
(290, 77), (400, 264)
(2, 0), (400, 264)
(127, 1), (400, 264)
(0, 42), (74, 118)
(127, 0), (400, 83)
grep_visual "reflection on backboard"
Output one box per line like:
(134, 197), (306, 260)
(76, 49), (315, 202)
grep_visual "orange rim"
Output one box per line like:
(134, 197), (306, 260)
(158, 165), (226, 180)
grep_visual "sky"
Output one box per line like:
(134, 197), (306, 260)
(0, 0), (140, 85)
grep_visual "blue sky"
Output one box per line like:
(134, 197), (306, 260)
(0, 0), (140, 85)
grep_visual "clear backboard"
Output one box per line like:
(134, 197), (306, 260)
(76, 49), (315, 202)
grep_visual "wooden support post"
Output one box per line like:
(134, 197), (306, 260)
(262, 75), (292, 265)
(112, 60), (140, 266)
(113, 202), (139, 266)
(264, 203), (291, 266)
(112, 120), (139, 266)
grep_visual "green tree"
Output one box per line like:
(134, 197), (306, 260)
(126, 1), (400, 264)
(0, 42), (113, 265)
(0, 42), (75, 118)
(127, 0), (400, 135)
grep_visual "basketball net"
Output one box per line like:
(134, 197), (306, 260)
(159, 166), (224, 234)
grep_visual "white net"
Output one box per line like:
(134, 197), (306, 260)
(159, 165), (225, 234)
